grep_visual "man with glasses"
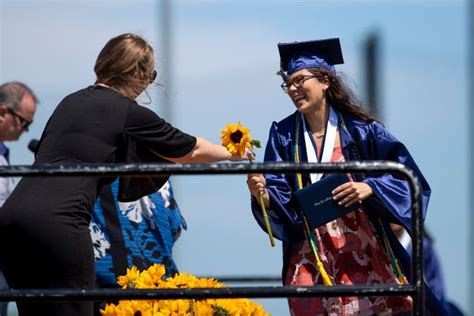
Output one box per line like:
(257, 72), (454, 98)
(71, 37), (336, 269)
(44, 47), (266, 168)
(0, 82), (36, 143)
(0, 81), (37, 316)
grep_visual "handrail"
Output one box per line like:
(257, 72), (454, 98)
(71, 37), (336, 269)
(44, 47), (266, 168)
(199, 276), (282, 283)
(0, 284), (416, 301)
(0, 161), (424, 315)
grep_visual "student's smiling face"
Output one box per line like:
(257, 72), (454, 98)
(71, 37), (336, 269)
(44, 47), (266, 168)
(286, 69), (329, 114)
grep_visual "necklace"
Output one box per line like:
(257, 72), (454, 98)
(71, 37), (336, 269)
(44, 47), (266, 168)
(311, 123), (327, 139)
(313, 131), (326, 139)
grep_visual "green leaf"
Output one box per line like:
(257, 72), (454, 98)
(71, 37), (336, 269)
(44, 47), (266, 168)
(251, 139), (261, 148)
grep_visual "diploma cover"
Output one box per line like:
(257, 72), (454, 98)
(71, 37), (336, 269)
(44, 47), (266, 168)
(295, 174), (358, 229)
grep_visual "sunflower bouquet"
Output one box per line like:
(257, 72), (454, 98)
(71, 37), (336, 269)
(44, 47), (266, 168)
(220, 122), (275, 247)
(100, 264), (269, 316)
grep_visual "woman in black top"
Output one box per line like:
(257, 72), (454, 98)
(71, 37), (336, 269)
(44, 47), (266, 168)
(0, 33), (249, 316)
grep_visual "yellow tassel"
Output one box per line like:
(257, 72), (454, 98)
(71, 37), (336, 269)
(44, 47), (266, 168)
(305, 219), (333, 286)
(398, 275), (406, 285)
(296, 124), (332, 286)
(394, 258), (406, 284)
(317, 261), (333, 286)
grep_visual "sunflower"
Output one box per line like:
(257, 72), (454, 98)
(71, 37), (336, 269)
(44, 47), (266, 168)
(195, 277), (224, 289)
(220, 122), (272, 247)
(117, 266), (140, 289)
(135, 263), (166, 289)
(117, 300), (155, 316)
(134, 270), (156, 289)
(192, 301), (214, 315)
(100, 304), (119, 316)
(154, 299), (192, 315)
(164, 272), (199, 289)
(102, 264), (270, 316)
(220, 122), (253, 156)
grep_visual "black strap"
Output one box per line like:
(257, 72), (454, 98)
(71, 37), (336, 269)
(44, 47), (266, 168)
(99, 185), (128, 278)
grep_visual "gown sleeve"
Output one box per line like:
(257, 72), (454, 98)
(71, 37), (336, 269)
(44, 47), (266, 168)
(361, 121), (431, 234)
(117, 104), (197, 202)
(250, 122), (305, 243)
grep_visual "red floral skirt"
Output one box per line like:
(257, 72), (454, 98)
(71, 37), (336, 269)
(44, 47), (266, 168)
(285, 207), (412, 315)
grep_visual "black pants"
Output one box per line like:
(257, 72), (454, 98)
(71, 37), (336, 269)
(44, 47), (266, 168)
(0, 220), (95, 316)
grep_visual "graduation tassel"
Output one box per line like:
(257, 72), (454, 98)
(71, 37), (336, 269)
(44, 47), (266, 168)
(304, 217), (333, 286)
(295, 117), (332, 286)
(379, 219), (407, 284)
(317, 261), (333, 286)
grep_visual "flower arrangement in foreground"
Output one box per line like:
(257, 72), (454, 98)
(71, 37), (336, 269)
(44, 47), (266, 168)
(100, 264), (270, 316)
(220, 122), (275, 247)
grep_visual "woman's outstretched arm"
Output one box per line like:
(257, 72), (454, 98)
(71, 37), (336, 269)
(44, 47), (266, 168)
(162, 137), (251, 163)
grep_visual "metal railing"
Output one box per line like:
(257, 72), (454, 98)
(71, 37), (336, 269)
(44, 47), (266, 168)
(0, 161), (424, 315)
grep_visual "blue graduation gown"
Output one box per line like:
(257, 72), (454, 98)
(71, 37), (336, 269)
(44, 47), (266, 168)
(251, 110), (451, 315)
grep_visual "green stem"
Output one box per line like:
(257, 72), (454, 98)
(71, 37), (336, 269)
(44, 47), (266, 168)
(258, 191), (275, 247)
(249, 158), (275, 247)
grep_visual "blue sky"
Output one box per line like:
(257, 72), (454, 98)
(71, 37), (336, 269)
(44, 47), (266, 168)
(0, 0), (468, 314)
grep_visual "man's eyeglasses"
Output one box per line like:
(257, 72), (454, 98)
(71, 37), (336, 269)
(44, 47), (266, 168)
(280, 75), (318, 93)
(6, 107), (32, 129)
(149, 70), (157, 84)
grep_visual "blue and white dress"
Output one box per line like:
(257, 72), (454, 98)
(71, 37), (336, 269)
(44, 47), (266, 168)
(90, 179), (186, 287)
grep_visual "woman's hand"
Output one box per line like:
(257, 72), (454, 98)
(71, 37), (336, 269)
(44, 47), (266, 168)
(246, 173), (270, 208)
(332, 181), (373, 208)
(229, 148), (255, 162)
(247, 173), (266, 198)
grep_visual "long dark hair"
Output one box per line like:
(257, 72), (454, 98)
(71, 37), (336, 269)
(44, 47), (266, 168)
(307, 68), (375, 122)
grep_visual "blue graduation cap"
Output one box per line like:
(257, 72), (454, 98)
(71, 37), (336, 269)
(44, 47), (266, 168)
(278, 38), (344, 75)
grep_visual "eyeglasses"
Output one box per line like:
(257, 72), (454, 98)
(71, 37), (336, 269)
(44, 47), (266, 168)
(280, 75), (318, 93)
(6, 107), (33, 129)
(149, 70), (157, 84)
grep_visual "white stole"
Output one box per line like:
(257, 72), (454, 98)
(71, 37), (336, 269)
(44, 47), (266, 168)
(301, 105), (338, 183)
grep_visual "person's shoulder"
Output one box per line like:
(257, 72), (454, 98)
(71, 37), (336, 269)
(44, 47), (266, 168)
(124, 102), (163, 128)
(59, 85), (119, 102)
(58, 87), (88, 103)
(342, 114), (389, 139)
(53, 87), (133, 123)
(91, 86), (135, 105)
(126, 102), (157, 117)
(272, 111), (298, 133)
(66, 86), (131, 103)
(342, 114), (374, 128)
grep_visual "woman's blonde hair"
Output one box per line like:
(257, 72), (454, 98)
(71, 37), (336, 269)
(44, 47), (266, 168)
(94, 33), (155, 100)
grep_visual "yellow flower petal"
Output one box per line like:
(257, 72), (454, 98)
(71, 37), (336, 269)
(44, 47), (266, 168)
(111, 264), (270, 315)
(117, 266), (140, 289)
(221, 121), (253, 155)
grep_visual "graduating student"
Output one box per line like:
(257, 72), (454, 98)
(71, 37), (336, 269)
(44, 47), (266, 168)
(246, 38), (447, 315)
